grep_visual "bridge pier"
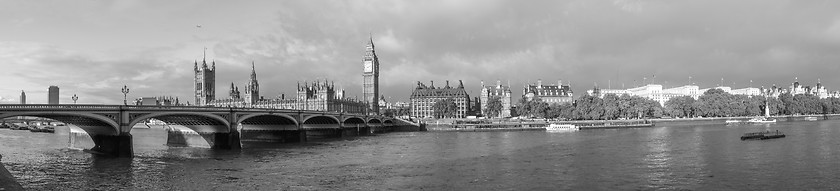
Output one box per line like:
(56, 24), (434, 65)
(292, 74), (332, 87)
(166, 130), (241, 149)
(90, 134), (133, 157)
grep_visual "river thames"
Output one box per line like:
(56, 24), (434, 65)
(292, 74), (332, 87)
(3, 120), (840, 190)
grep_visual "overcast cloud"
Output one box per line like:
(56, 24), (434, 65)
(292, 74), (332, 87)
(2, 0), (840, 104)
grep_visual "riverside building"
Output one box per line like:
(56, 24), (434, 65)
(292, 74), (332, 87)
(480, 80), (512, 118)
(410, 80), (471, 118)
(523, 79), (574, 105)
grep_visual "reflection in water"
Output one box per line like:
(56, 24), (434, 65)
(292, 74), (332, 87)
(642, 126), (673, 188)
(84, 157), (134, 190)
(3, 121), (840, 190)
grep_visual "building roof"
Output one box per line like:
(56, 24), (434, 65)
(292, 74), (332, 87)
(524, 84), (573, 97)
(411, 80), (470, 98)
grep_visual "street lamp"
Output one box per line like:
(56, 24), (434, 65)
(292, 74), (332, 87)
(72, 94), (78, 104)
(121, 85), (130, 105)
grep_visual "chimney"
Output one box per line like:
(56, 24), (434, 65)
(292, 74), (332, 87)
(497, 80), (501, 88)
(281, 94), (285, 100)
(538, 79), (543, 88)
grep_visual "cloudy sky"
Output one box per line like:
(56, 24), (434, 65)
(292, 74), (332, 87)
(2, 0), (840, 104)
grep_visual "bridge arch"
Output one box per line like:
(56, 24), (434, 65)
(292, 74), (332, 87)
(237, 113), (299, 131)
(302, 115), (340, 129)
(383, 119), (394, 126)
(128, 112), (231, 133)
(0, 112), (119, 135)
(343, 117), (365, 124)
(238, 113), (298, 126)
(367, 118), (382, 125)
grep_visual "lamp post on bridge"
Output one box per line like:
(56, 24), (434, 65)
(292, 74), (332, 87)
(71, 94), (78, 104)
(121, 85), (130, 105)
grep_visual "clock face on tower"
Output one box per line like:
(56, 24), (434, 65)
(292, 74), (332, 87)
(364, 61), (372, 72)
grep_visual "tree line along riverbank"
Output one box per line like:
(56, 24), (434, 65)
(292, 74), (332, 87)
(508, 88), (840, 120)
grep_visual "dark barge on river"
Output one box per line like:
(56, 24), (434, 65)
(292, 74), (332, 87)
(741, 130), (786, 140)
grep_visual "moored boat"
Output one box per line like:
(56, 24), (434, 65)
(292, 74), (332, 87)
(747, 116), (776, 123)
(725, 119), (742, 124)
(804, 116), (818, 121)
(741, 130), (785, 140)
(546, 124), (578, 132)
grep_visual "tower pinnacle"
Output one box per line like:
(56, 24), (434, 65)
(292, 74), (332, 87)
(250, 61), (257, 80)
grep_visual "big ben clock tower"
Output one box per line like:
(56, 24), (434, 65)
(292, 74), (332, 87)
(363, 36), (379, 114)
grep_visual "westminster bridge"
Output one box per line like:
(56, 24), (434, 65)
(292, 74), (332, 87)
(0, 104), (416, 157)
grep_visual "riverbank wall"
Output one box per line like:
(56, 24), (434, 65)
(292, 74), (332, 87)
(421, 114), (840, 132)
(652, 114), (840, 126)
(0, 154), (24, 191)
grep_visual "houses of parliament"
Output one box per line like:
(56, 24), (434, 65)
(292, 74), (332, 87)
(193, 38), (380, 114)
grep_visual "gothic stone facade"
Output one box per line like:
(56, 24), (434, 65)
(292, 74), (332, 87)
(194, 57), (216, 106)
(363, 37), (380, 115)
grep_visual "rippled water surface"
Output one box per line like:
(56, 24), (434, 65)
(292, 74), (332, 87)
(3, 120), (840, 190)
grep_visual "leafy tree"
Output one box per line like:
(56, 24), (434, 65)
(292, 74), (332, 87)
(514, 97), (532, 117)
(382, 109), (395, 117)
(602, 94), (620, 120)
(546, 103), (563, 119)
(665, 96), (695, 118)
(617, 94), (634, 119)
(530, 101), (550, 118)
(397, 106), (412, 117)
(485, 96), (503, 118)
(767, 97), (784, 115)
(432, 98), (458, 118)
(778, 92), (794, 115)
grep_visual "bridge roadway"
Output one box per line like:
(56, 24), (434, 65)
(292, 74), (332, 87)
(0, 104), (405, 157)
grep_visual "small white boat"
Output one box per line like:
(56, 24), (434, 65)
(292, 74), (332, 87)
(725, 119), (742, 124)
(743, 98), (776, 123)
(747, 116), (776, 123)
(804, 117), (818, 121)
(546, 124), (578, 132)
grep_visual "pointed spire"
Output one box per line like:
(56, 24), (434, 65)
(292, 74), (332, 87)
(203, 47), (207, 62)
(459, 80), (464, 89)
(368, 32), (374, 47)
(250, 61), (257, 80)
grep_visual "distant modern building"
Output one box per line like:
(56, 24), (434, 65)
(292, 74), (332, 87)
(480, 80), (512, 118)
(48, 86), (59, 104)
(194, 51), (216, 106)
(410, 80), (471, 118)
(730, 87), (761, 97)
(19, 90), (26, 104)
(589, 84), (693, 106)
(523, 79), (573, 105)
